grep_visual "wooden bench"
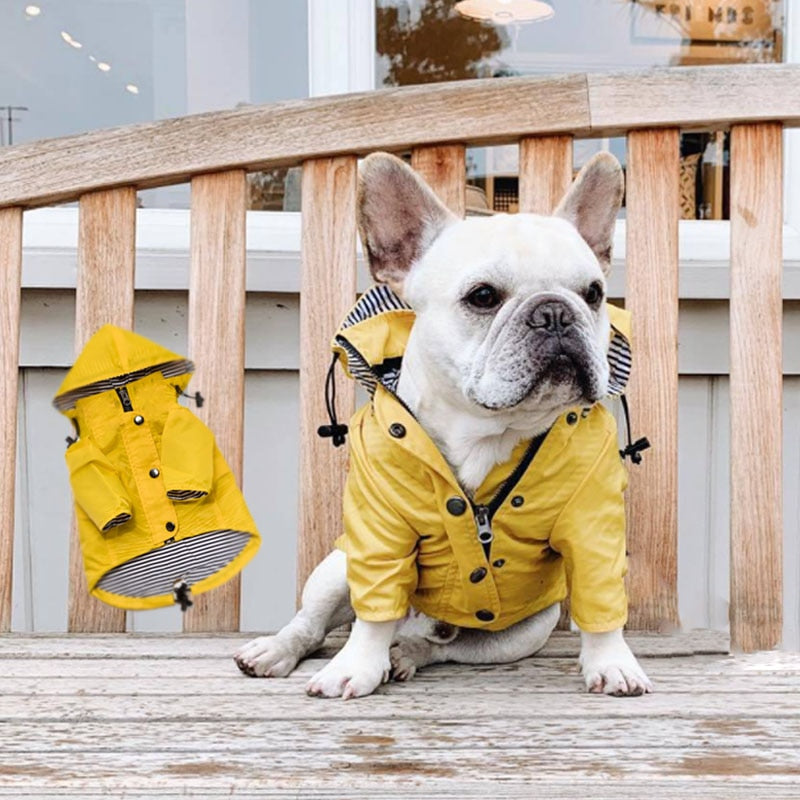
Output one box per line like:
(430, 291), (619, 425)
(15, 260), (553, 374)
(1, 64), (798, 650)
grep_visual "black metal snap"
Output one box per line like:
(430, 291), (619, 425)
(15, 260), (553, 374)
(446, 497), (467, 516)
(165, 521), (176, 532)
(389, 423), (406, 439)
(134, 415), (144, 425)
(469, 567), (487, 584)
(493, 558), (506, 568)
(511, 495), (524, 508)
(149, 468), (160, 478)
(475, 609), (495, 622)
(566, 411), (578, 425)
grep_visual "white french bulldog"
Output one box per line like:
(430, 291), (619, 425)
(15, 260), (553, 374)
(235, 151), (652, 699)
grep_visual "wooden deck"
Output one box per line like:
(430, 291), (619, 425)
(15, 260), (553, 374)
(1, 632), (799, 798)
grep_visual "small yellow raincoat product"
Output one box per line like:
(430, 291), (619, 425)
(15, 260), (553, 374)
(330, 286), (638, 633)
(54, 326), (260, 611)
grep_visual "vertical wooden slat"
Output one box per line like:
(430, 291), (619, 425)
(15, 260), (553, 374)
(0, 207), (22, 632)
(183, 170), (247, 633)
(297, 157), (357, 597)
(625, 128), (681, 632)
(68, 188), (136, 632)
(519, 135), (574, 630)
(729, 122), (783, 652)
(518, 135), (573, 214)
(411, 145), (466, 217)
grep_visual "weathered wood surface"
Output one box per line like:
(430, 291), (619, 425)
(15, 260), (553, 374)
(0, 207), (22, 633)
(183, 170), (248, 633)
(411, 145), (466, 217)
(624, 129), (681, 632)
(1, 65), (799, 208)
(297, 157), (358, 594)
(729, 123), (784, 653)
(518, 135), (573, 214)
(0, 633), (798, 798)
(68, 188), (137, 634)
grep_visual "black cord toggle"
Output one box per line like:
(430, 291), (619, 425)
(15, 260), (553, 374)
(177, 389), (204, 408)
(172, 578), (194, 612)
(619, 394), (651, 464)
(318, 353), (348, 447)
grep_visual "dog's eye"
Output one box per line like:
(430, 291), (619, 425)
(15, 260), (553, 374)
(465, 284), (501, 310)
(583, 281), (604, 307)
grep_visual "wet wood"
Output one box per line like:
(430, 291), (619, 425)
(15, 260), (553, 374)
(624, 129), (681, 632)
(183, 170), (248, 633)
(68, 188), (136, 633)
(729, 123), (783, 653)
(0, 207), (22, 632)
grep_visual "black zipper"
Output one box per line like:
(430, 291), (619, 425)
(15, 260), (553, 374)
(470, 430), (549, 559)
(115, 386), (133, 412)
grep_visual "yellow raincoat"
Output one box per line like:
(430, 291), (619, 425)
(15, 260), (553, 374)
(332, 286), (634, 633)
(54, 326), (260, 611)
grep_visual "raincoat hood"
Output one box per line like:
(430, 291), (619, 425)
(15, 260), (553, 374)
(330, 286), (636, 633)
(55, 325), (260, 612)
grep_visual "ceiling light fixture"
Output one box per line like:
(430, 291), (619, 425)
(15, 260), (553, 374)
(24, 5), (41, 16)
(454, 0), (555, 24)
(97, 62), (111, 72)
(61, 30), (83, 48)
(125, 84), (139, 95)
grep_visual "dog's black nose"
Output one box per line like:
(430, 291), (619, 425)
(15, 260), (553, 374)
(529, 301), (574, 334)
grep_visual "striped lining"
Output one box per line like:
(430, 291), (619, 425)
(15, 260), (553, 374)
(102, 513), (132, 531)
(167, 490), (208, 501)
(606, 328), (632, 396)
(340, 284), (411, 331)
(54, 359), (194, 411)
(96, 528), (251, 599)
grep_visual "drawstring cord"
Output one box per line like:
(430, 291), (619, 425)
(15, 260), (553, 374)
(318, 353), (349, 447)
(619, 394), (651, 464)
(176, 388), (204, 408)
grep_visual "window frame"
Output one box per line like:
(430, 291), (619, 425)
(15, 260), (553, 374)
(19, 0), (800, 298)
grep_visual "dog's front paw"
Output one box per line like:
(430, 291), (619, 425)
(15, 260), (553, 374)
(234, 635), (302, 678)
(389, 637), (437, 682)
(306, 649), (390, 699)
(579, 630), (653, 697)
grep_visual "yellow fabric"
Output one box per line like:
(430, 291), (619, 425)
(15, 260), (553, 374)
(54, 326), (260, 610)
(334, 299), (630, 633)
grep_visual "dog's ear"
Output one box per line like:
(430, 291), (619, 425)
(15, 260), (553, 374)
(554, 152), (624, 275)
(358, 153), (457, 292)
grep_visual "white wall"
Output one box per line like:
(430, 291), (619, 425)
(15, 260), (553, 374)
(10, 286), (800, 648)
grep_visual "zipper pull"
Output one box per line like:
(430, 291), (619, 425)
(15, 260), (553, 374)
(474, 505), (493, 546)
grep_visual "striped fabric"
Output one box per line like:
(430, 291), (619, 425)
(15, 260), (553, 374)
(167, 490), (208, 501)
(339, 284), (411, 331)
(606, 328), (632, 396)
(96, 529), (250, 599)
(54, 359), (194, 411)
(102, 513), (132, 532)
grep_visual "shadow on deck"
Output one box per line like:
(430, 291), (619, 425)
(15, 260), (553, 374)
(1, 631), (799, 798)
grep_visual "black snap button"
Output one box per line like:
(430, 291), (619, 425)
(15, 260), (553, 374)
(149, 468), (160, 478)
(165, 522), (176, 532)
(389, 423), (406, 439)
(511, 495), (524, 508)
(475, 609), (495, 622)
(566, 412), (578, 425)
(446, 497), (467, 516)
(133, 415), (144, 425)
(469, 567), (487, 584)
(493, 558), (506, 568)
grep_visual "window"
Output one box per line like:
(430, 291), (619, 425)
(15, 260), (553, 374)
(375, 0), (786, 220)
(0, 0), (309, 208)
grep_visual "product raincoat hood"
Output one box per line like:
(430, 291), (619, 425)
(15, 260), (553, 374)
(330, 285), (635, 633)
(55, 325), (260, 611)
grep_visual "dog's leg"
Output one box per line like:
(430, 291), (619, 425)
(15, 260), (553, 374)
(306, 617), (397, 699)
(578, 627), (653, 696)
(391, 602), (560, 681)
(234, 549), (353, 678)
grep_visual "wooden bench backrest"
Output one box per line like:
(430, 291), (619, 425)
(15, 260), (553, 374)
(0, 66), (795, 649)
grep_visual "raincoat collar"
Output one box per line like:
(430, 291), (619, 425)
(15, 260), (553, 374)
(332, 285), (632, 399)
(53, 325), (194, 413)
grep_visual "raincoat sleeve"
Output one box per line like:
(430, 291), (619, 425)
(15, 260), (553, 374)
(65, 438), (133, 532)
(160, 406), (215, 500)
(549, 431), (628, 633)
(341, 421), (419, 622)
